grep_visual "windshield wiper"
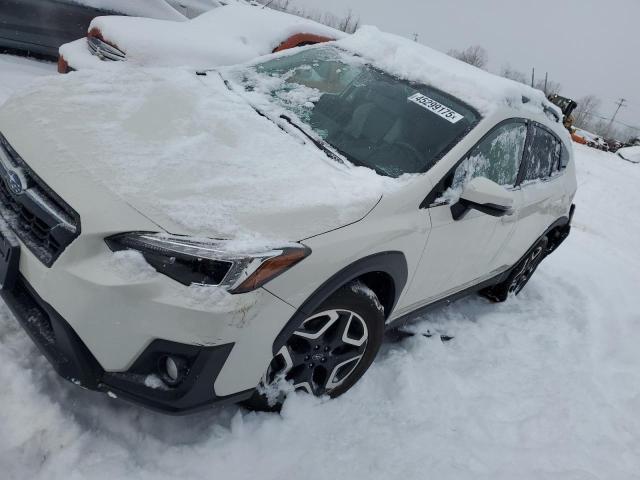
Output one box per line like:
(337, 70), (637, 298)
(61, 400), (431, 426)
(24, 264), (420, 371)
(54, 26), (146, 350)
(278, 114), (346, 164)
(217, 72), (374, 171)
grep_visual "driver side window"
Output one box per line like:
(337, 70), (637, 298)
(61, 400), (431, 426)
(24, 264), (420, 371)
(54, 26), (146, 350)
(452, 121), (527, 189)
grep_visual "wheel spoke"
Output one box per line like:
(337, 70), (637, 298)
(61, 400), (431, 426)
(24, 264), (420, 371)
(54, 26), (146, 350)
(292, 382), (313, 394)
(325, 354), (363, 391)
(292, 310), (340, 340)
(339, 312), (368, 347)
(262, 345), (294, 386)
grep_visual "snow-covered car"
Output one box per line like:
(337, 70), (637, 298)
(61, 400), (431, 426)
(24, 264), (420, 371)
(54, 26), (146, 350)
(0, 28), (576, 413)
(58, 3), (344, 73)
(617, 146), (640, 164)
(0, 0), (226, 58)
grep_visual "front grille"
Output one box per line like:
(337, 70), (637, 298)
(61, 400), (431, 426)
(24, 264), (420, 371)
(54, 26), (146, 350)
(0, 133), (80, 266)
(87, 35), (126, 61)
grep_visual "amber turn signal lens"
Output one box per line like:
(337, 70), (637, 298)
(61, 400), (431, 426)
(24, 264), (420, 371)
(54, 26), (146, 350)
(232, 247), (310, 294)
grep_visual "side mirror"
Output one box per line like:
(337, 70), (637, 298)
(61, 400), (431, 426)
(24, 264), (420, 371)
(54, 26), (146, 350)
(451, 177), (514, 220)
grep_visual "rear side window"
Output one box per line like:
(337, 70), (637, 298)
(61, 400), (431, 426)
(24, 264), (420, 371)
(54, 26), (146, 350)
(452, 121), (527, 189)
(522, 126), (562, 181)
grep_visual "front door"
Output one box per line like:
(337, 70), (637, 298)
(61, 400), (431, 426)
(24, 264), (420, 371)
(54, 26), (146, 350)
(400, 120), (528, 312)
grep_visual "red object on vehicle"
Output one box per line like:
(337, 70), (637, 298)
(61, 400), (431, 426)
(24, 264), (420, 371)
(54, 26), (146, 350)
(272, 33), (335, 53)
(571, 133), (587, 145)
(57, 55), (70, 74)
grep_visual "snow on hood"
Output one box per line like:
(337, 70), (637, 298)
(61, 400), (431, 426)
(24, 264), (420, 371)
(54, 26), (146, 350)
(87, 3), (345, 68)
(335, 26), (560, 119)
(0, 68), (401, 245)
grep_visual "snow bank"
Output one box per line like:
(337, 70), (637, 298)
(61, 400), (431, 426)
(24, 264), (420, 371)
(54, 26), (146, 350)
(337, 26), (559, 118)
(617, 145), (640, 163)
(88, 3), (345, 68)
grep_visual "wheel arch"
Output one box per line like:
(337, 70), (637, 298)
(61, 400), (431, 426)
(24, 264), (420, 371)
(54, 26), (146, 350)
(542, 208), (574, 254)
(272, 251), (408, 355)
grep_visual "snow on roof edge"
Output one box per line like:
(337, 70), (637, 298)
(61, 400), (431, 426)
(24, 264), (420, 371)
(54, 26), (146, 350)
(335, 26), (561, 120)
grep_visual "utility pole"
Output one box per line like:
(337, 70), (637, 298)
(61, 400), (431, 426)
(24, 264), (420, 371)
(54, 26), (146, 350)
(609, 98), (627, 125)
(607, 98), (627, 137)
(531, 67), (535, 88)
(544, 72), (548, 94)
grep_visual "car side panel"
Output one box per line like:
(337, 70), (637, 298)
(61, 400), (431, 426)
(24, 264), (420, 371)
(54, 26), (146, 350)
(264, 177), (434, 316)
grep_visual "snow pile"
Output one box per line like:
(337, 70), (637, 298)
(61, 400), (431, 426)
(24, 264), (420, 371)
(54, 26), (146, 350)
(84, 3), (344, 68)
(617, 145), (640, 163)
(337, 26), (559, 119)
(104, 250), (158, 282)
(2, 56), (640, 480)
(0, 56), (55, 104)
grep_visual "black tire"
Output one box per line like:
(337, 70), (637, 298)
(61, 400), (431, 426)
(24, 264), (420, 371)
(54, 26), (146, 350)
(243, 281), (385, 411)
(481, 236), (549, 303)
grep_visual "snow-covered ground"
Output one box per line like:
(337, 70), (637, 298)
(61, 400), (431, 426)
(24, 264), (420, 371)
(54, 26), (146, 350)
(1, 54), (639, 480)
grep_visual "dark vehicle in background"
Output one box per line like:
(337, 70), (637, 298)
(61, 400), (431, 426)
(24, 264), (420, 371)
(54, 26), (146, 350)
(0, 0), (201, 58)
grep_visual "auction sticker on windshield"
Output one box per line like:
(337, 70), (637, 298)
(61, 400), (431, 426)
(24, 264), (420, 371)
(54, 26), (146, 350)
(408, 93), (464, 124)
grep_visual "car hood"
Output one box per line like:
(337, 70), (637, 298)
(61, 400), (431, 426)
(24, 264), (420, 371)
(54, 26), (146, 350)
(0, 68), (396, 245)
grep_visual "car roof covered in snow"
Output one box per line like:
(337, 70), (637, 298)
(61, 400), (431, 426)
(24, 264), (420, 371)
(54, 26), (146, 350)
(333, 26), (561, 120)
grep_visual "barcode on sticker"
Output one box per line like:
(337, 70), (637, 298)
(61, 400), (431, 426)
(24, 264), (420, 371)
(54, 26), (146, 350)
(408, 93), (464, 124)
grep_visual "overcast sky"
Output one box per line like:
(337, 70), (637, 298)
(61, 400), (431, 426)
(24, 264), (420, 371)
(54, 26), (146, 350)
(289, 0), (639, 132)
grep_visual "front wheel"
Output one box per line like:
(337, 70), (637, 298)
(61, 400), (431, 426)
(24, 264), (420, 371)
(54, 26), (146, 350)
(244, 282), (385, 411)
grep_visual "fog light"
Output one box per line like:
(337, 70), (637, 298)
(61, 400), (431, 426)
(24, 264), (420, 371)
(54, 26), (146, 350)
(159, 356), (187, 386)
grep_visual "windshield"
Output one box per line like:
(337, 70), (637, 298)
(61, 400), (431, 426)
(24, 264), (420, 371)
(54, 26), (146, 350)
(227, 46), (480, 178)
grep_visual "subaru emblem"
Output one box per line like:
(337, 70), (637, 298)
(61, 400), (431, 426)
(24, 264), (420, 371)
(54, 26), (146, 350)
(6, 169), (25, 195)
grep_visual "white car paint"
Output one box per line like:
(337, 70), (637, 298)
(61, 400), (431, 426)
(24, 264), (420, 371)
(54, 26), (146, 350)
(0, 34), (576, 407)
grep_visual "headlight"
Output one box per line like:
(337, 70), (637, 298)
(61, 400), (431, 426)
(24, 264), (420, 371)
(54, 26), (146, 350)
(105, 233), (310, 294)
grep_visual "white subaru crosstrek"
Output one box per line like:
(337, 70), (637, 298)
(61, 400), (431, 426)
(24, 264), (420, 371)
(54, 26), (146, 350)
(0, 28), (576, 413)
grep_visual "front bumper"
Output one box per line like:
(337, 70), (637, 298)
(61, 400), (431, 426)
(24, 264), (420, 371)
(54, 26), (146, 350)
(1, 274), (254, 414)
(0, 129), (299, 413)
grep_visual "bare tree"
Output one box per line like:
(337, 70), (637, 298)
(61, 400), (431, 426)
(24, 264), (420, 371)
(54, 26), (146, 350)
(447, 45), (488, 69)
(500, 63), (528, 84)
(338, 9), (359, 34)
(259, 0), (360, 34)
(573, 95), (601, 128)
(535, 78), (562, 96)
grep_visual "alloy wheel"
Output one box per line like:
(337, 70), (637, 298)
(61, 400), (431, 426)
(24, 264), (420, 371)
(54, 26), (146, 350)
(508, 245), (545, 294)
(264, 309), (369, 397)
